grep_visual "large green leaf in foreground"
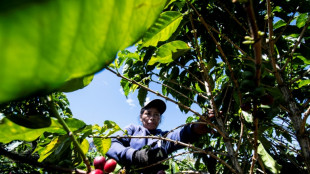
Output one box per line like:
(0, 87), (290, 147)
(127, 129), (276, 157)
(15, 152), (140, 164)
(0, 0), (167, 103)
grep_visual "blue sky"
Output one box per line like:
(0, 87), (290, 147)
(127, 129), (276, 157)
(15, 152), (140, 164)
(65, 61), (197, 131)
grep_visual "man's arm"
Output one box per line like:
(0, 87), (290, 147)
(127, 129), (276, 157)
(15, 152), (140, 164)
(191, 123), (214, 135)
(106, 125), (136, 165)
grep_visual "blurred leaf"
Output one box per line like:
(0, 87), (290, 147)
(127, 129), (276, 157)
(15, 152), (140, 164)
(0, 117), (65, 143)
(115, 51), (139, 69)
(296, 13), (308, 28)
(6, 114), (51, 129)
(273, 19), (286, 29)
(298, 79), (310, 88)
(58, 75), (94, 93)
(37, 136), (60, 162)
(138, 88), (148, 107)
(258, 143), (282, 174)
(121, 78), (130, 97)
(172, 160), (180, 173)
(141, 11), (183, 47)
(91, 124), (102, 135)
(93, 137), (111, 156)
(65, 118), (86, 132)
(148, 41), (190, 65)
(195, 82), (204, 93)
(0, 0), (167, 103)
(80, 138), (90, 155)
(102, 120), (121, 137)
(241, 110), (253, 123)
(37, 135), (71, 163)
(296, 54), (310, 64)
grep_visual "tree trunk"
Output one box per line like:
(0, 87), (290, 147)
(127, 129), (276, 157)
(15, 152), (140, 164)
(216, 116), (243, 174)
(280, 86), (310, 173)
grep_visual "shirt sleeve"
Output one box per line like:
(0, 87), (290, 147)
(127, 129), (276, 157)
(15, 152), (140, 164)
(106, 124), (137, 166)
(163, 124), (200, 154)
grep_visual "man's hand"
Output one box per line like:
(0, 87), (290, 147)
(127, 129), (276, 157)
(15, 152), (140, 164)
(132, 148), (168, 173)
(133, 148), (167, 166)
(192, 109), (219, 135)
(192, 123), (215, 135)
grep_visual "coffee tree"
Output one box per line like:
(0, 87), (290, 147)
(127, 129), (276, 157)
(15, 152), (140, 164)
(108, 0), (310, 173)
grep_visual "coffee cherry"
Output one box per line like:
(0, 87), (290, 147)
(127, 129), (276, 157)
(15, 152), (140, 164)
(93, 156), (106, 170)
(89, 169), (104, 174)
(104, 159), (117, 173)
(241, 102), (251, 111)
(261, 95), (274, 105)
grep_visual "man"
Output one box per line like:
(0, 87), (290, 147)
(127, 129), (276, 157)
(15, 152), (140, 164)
(106, 99), (212, 173)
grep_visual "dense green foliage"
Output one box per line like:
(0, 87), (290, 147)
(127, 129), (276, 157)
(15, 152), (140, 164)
(109, 0), (310, 173)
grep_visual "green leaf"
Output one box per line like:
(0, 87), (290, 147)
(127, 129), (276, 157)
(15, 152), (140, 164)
(272, 6), (282, 13)
(37, 136), (61, 162)
(165, 0), (177, 9)
(115, 51), (139, 69)
(121, 78), (130, 97)
(80, 138), (90, 155)
(93, 137), (111, 156)
(102, 120), (119, 130)
(6, 114), (51, 129)
(58, 75), (94, 93)
(0, 0), (167, 103)
(65, 118), (86, 132)
(296, 54), (310, 64)
(92, 124), (102, 135)
(171, 160), (180, 173)
(37, 135), (71, 163)
(195, 82), (204, 93)
(148, 41), (190, 65)
(0, 117), (65, 144)
(141, 11), (183, 47)
(258, 143), (282, 174)
(241, 110), (253, 123)
(298, 79), (310, 88)
(273, 19), (286, 29)
(102, 120), (121, 137)
(296, 13), (308, 28)
(138, 87), (148, 107)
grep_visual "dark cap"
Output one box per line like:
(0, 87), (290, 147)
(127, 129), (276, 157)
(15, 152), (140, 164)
(143, 99), (166, 115)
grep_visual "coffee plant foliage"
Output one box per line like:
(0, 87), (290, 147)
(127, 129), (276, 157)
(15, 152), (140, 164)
(109, 0), (310, 173)
(1, 0), (310, 173)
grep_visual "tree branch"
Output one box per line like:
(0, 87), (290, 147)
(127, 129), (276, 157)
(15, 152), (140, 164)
(290, 68), (310, 85)
(188, 1), (243, 106)
(301, 106), (310, 134)
(106, 67), (227, 137)
(290, 15), (310, 57)
(0, 145), (86, 174)
(187, 1), (243, 173)
(274, 7), (299, 44)
(107, 67), (198, 115)
(194, 17), (255, 62)
(216, 0), (251, 36)
(46, 96), (91, 173)
(244, 0), (263, 173)
(280, 12), (310, 72)
(92, 135), (237, 174)
(150, 79), (200, 106)
(175, 61), (206, 86)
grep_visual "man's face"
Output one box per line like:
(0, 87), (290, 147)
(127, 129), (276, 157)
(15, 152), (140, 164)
(140, 107), (161, 130)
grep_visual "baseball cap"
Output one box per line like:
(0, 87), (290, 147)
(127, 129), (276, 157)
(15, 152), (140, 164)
(143, 99), (166, 115)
